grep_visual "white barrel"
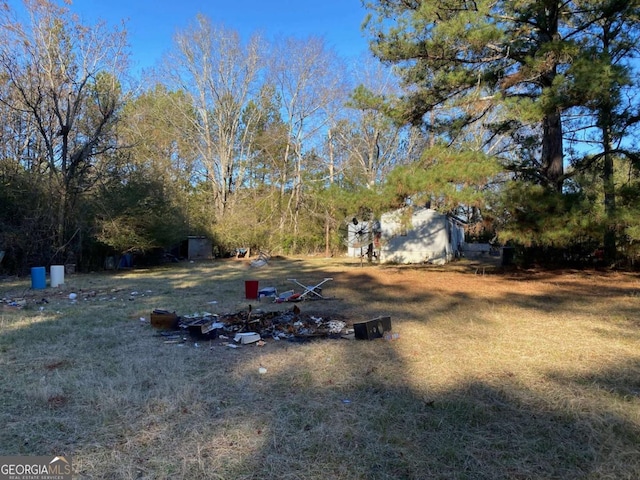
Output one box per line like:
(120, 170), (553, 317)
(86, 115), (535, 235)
(50, 265), (65, 287)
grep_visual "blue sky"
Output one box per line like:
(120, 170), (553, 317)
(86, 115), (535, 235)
(59, 0), (372, 71)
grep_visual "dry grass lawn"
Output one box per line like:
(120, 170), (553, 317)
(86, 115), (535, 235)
(1, 256), (639, 479)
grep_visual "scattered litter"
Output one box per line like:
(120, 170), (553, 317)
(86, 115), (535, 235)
(275, 292), (302, 303)
(181, 315), (223, 337)
(150, 310), (179, 330)
(207, 301), (218, 304)
(275, 290), (295, 303)
(150, 306), (385, 348)
(384, 331), (400, 341)
(68, 293), (77, 300)
(288, 277), (333, 300)
(251, 251), (271, 267)
(342, 399), (352, 404)
(234, 332), (261, 344)
(258, 367), (267, 375)
(201, 321), (224, 334)
(2, 298), (27, 308)
(327, 320), (346, 334)
(258, 287), (277, 301)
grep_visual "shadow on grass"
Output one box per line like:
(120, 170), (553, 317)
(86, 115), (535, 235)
(3, 324), (636, 478)
(1, 258), (639, 478)
(49, 341), (636, 479)
(547, 358), (640, 405)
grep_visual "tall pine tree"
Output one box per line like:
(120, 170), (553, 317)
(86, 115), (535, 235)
(364, 0), (640, 262)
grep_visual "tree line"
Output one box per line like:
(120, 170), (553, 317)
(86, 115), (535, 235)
(1, 0), (639, 273)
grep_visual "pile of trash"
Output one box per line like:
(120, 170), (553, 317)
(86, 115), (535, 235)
(151, 306), (350, 345)
(0, 296), (28, 308)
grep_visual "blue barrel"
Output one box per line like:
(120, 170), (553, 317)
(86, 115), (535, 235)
(31, 266), (46, 289)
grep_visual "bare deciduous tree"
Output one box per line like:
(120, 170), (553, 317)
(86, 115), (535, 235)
(165, 16), (264, 219)
(268, 36), (347, 247)
(0, 0), (129, 262)
(337, 55), (422, 189)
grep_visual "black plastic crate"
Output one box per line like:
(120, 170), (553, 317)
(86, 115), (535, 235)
(353, 316), (392, 340)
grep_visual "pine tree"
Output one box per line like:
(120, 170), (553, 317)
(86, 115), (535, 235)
(364, 0), (640, 263)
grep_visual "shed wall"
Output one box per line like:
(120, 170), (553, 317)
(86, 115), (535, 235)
(379, 208), (464, 264)
(188, 237), (212, 260)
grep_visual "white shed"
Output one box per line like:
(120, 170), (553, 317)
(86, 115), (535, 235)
(379, 207), (465, 265)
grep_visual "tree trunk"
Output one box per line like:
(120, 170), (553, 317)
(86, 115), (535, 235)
(325, 213), (330, 258)
(601, 118), (616, 264)
(603, 152), (616, 263)
(541, 109), (564, 192)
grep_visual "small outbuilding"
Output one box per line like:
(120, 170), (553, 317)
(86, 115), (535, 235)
(379, 207), (465, 265)
(186, 236), (212, 261)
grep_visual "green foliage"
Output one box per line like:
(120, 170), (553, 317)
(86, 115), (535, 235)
(0, 0), (129, 271)
(495, 151), (640, 266)
(364, 1), (640, 190)
(363, 0), (640, 266)
(0, 167), (54, 273)
(208, 190), (274, 255)
(93, 178), (189, 253)
(571, 156), (640, 263)
(498, 183), (600, 248)
(4, 0), (640, 270)
(347, 84), (388, 113)
(383, 144), (503, 216)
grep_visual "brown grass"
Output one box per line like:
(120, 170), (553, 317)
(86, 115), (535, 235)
(1, 257), (639, 479)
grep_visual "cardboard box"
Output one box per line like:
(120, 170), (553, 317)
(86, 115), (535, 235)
(150, 310), (179, 330)
(353, 316), (392, 340)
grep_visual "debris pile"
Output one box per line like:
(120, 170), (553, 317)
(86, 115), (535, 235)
(0, 297), (28, 308)
(154, 307), (350, 344)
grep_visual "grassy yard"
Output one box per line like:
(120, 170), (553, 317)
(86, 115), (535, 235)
(1, 257), (639, 479)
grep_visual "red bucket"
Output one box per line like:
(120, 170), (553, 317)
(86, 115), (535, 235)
(245, 280), (259, 299)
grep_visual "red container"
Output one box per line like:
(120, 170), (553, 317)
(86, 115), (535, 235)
(245, 280), (259, 299)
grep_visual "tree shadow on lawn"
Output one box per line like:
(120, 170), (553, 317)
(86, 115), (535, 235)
(237, 258), (640, 323)
(547, 358), (640, 406)
(62, 340), (639, 480)
(1, 292), (638, 479)
(146, 259), (468, 325)
(2, 260), (639, 478)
